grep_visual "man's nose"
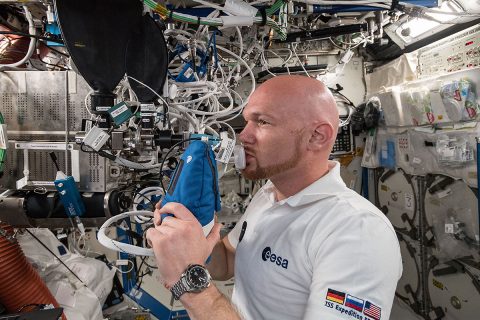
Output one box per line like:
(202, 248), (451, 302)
(239, 125), (255, 145)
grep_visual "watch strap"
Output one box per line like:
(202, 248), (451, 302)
(171, 276), (189, 300)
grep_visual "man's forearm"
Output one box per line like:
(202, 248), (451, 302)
(180, 285), (242, 320)
(207, 240), (233, 280)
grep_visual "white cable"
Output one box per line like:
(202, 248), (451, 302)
(212, 90), (244, 122)
(97, 210), (154, 256)
(207, 120), (236, 143)
(181, 110), (200, 132)
(291, 43), (310, 77)
(133, 186), (164, 223)
(215, 44), (255, 111)
(192, 0), (224, 12)
(170, 82), (219, 107)
(83, 90), (95, 119)
(113, 156), (163, 170)
(236, 26), (244, 58)
(127, 75), (170, 106)
(70, 231), (103, 257)
(196, 8), (220, 37)
(250, 0), (273, 4)
(260, 48), (294, 76)
(0, 6), (36, 69)
(260, 51), (278, 77)
(112, 259), (135, 274)
(300, 1), (391, 9)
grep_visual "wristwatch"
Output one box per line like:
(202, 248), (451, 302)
(170, 264), (212, 300)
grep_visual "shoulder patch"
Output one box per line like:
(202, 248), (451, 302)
(324, 288), (382, 320)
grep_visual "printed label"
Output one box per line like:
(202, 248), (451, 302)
(84, 120), (93, 133)
(110, 104), (128, 118)
(445, 224), (454, 234)
(141, 104), (155, 112)
(216, 138), (235, 164)
(404, 193), (413, 211)
(184, 67), (193, 79)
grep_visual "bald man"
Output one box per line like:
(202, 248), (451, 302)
(147, 75), (402, 320)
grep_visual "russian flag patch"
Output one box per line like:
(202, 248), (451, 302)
(345, 294), (364, 312)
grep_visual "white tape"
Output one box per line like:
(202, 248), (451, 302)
(221, 16), (254, 27)
(0, 124), (7, 149)
(223, 0), (258, 17)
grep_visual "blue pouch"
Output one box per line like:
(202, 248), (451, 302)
(161, 140), (221, 235)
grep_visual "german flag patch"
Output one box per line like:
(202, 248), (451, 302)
(326, 288), (346, 305)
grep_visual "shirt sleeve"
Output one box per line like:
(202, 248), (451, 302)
(302, 213), (402, 320)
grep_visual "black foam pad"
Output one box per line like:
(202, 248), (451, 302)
(54, 0), (143, 93)
(126, 15), (168, 103)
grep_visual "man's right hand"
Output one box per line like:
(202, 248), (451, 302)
(146, 202), (221, 288)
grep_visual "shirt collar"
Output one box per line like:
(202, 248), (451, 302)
(260, 161), (346, 207)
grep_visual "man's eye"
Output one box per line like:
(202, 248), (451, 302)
(257, 119), (269, 126)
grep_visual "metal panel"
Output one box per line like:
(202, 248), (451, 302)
(0, 71), (110, 192)
(0, 71), (90, 133)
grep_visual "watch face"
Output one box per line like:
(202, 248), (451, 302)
(186, 265), (210, 290)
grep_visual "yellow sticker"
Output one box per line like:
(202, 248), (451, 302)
(381, 184), (388, 191)
(432, 278), (444, 290)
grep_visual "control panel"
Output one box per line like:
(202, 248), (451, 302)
(418, 24), (480, 77)
(332, 117), (354, 155)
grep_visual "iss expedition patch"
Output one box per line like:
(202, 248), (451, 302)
(324, 288), (381, 320)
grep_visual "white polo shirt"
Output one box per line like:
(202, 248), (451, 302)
(228, 161), (402, 320)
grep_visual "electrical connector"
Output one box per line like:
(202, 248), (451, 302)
(46, 5), (55, 24)
(83, 126), (109, 151)
(74, 216), (85, 235)
(108, 102), (133, 126)
(115, 259), (130, 266)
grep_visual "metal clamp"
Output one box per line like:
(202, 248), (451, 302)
(0, 224), (17, 243)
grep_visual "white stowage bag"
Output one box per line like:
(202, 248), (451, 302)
(18, 228), (116, 320)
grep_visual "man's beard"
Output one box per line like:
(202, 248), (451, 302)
(242, 140), (302, 180)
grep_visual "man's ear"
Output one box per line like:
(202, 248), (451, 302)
(308, 123), (335, 150)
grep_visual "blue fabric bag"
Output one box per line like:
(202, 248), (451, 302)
(161, 140), (221, 235)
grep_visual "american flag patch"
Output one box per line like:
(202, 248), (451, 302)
(364, 301), (381, 320)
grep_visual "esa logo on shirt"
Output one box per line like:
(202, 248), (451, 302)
(261, 246), (289, 269)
